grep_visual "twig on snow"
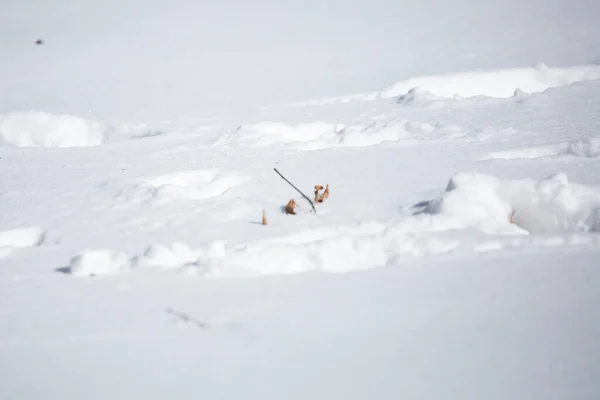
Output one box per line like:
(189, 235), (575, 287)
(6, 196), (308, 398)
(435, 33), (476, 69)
(166, 307), (209, 329)
(273, 168), (317, 214)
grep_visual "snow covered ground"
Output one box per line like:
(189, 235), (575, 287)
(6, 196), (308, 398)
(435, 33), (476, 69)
(2, 0), (600, 399)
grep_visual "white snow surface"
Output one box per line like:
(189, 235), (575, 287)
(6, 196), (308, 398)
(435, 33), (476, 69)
(380, 64), (600, 99)
(0, 111), (162, 147)
(68, 249), (131, 276)
(2, 0), (600, 399)
(0, 111), (106, 147)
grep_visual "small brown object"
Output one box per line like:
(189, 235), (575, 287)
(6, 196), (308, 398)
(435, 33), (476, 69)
(262, 209), (267, 225)
(509, 209), (516, 224)
(318, 184), (329, 202)
(285, 199), (297, 215)
(314, 185), (324, 202)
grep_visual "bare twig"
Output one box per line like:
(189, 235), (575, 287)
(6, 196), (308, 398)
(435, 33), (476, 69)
(274, 168), (317, 213)
(166, 307), (209, 329)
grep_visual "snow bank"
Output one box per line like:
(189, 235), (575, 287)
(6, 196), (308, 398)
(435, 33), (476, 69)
(117, 169), (250, 204)
(0, 227), (45, 260)
(134, 242), (201, 269)
(66, 173), (600, 278)
(68, 249), (131, 276)
(0, 111), (107, 147)
(218, 119), (468, 150)
(190, 173), (600, 276)
(425, 172), (600, 234)
(481, 138), (600, 160)
(382, 64), (600, 99)
(0, 226), (45, 248)
(0, 111), (163, 148)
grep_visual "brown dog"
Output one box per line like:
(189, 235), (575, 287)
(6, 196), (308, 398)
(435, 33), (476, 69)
(285, 199), (297, 214)
(314, 185), (324, 202)
(315, 184), (329, 203)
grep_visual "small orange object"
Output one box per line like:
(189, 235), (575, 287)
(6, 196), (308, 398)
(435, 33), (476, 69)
(285, 199), (297, 215)
(315, 184), (329, 203)
(262, 209), (267, 225)
(314, 185), (324, 202)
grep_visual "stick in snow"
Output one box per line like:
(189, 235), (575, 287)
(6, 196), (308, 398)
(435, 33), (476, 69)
(166, 307), (209, 329)
(273, 168), (317, 214)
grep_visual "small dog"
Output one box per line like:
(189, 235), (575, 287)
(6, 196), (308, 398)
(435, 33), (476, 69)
(314, 185), (324, 202)
(315, 184), (329, 203)
(285, 199), (297, 214)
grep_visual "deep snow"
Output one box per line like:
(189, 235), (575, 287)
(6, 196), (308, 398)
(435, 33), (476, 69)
(2, 0), (600, 399)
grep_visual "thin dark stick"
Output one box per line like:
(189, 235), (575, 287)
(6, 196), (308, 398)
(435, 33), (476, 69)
(166, 307), (209, 329)
(274, 168), (317, 214)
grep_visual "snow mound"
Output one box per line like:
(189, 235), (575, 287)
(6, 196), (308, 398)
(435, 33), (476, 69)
(106, 123), (163, 140)
(381, 64), (600, 100)
(291, 92), (380, 107)
(0, 226), (45, 258)
(0, 111), (164, 148)
(0, 226), (45, 248)
(135, 242), (201, 269)
(0, 111), (107, 147)
(68, 249), (131, 276)
(425, 173), (600, 234)
(119, 169), (250, 204)
(217, 120), (469, 150)
(66, 172), (600, 279)
(395, 87), (447, 107)
(481, 138), (600, 160)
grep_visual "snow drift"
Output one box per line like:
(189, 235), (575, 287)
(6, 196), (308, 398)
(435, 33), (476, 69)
(0, 226), (45, 259)
(425, 172), (600, 234)
(217, 119), (469, 150)
(481, 138), (600, 160)
(0, 111), (162, 148)
(0, 111), (107, 147)
(65, 173), (600, 278)
(381, 64), (600, 99)
(116, 169), (250, 204)
(294, 64), (600, 106)
(0, 226), (45, 248)
(68, 249), (131, 276)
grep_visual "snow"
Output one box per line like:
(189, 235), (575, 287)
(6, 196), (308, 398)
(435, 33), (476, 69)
(67, 249), (131, 276)
(120, 169), (251, 204)
(0, 226), (45, 248)
(0, 111), (106, 147)
(0, 111), (163, 147)
(135, 242), (201, 269)
(482, 138), (600, 160)
(380, 64), (600, 99)
(2, 0), (600, 398)
(218, 119), (470, 150)
(425, 172), (600, 234)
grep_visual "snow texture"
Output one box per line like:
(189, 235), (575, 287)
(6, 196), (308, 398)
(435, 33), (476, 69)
(218, 119), (470, 150)
(67, 249), (131, 276)
(0, 111), (106, 147)
(2, 0), (600, 399)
